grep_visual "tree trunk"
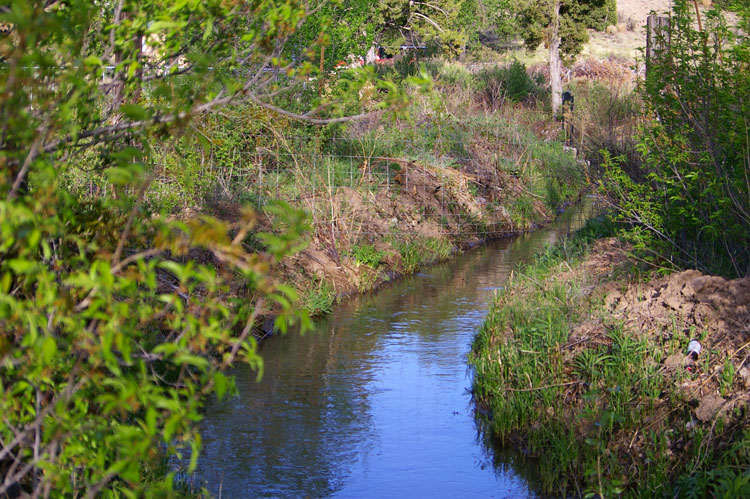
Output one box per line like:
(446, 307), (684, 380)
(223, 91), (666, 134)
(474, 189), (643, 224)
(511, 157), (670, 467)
(549, 0), (562, 116)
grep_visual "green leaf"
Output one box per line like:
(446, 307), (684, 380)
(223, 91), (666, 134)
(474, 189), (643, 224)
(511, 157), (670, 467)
(148, 20), (180, 32)
(41, 336), (57, 364)
(120, 104), (148, 121)
(83, 55), (103, 67)
(8, 258), (38, 275)
(214, 371), (228, 400)
(175, 353), (209, 370)
(203, 17), (214, 41)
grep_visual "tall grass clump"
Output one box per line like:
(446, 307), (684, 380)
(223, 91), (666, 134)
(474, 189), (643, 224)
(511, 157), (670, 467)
(393, 236), (454, 273)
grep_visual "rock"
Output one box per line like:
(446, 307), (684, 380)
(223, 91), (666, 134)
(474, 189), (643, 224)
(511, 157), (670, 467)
(695, 394), (726, 422)
(739, 367), (750, 389)
(663, 353), (685, 370)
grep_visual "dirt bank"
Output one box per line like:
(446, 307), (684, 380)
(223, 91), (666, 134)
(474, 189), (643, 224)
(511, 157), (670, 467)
(471, 233), (750, 496)
(237, 142), (587, 319)
(574, 241), (750, 423)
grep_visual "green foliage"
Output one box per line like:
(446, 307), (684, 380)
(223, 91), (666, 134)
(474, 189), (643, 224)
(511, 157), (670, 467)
(393, 236), (454, 273)
(516, 0), (615, 61)
(433, 60), (474, 89)
(373, 0), (472, 56)
(350, 243), (387, 268)
(602, 1), (750, 277)
(286, 0), (374, 72)
(567, 79), (642, 169)
(303, 278), (337, 316)
(0, 172), (312, 495)
(476, 61), (547, 107)
(0, 0), (362, 495)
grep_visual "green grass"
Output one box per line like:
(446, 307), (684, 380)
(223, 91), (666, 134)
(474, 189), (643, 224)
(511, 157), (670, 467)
(349, 243), (387, 269)
(392, 236), (454, 273)
(303, 278), (336, 316)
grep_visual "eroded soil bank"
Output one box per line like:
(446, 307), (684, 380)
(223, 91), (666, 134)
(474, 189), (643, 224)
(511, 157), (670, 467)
(471, 230), (750, 496)
(229, 139), (587, 322)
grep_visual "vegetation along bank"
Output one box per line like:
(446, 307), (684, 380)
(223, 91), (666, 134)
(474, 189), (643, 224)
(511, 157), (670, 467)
(472, 2), (750, 496)
(1, 0), (609, 494)
(2, 0), (746, 495)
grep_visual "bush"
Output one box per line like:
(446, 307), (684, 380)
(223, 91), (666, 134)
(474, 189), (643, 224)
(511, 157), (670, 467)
(602, 1), (750, 277)
(427, 60), (474, 90)
(0, 1), (319, 495)
(475, 61), (546, 110)
(567, 78), (642, 172)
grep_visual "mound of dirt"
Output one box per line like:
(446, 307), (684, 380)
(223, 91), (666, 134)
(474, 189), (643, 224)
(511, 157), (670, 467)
(562, 244), (750, 426)
(605, 270), (750, 345)
(557, 237), (631, 283)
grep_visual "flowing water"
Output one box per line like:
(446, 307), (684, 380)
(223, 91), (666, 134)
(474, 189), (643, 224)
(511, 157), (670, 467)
(195, 199), (598, 498)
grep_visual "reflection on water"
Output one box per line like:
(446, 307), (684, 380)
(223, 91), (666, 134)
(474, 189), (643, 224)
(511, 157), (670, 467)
(195, 198), (598, 498)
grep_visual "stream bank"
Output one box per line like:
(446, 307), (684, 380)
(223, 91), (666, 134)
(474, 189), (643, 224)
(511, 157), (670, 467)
(470, 222), (750, 497)
(256, 142), (588, 320)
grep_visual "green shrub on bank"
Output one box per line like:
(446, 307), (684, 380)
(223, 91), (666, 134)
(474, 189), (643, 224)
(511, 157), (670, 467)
(602, 1), (750, 277)
(350, 243), (387, 268)
(393, 236), (454, 273)
(303, 278), (337, 316)
(476, 61), (547, 108)
(567, 78), (642, 171)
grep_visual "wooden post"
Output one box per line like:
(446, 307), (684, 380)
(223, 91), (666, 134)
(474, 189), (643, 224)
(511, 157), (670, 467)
(646, 15), (670, 76)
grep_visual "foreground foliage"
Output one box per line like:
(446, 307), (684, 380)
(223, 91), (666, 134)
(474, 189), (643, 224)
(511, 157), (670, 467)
(0, 0), (337, 495)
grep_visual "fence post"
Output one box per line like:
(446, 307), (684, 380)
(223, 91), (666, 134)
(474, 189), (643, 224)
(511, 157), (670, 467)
(646, 15), (671, 76)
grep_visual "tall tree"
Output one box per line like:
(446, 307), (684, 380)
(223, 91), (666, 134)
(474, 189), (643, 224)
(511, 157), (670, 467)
(516, 0), (612, 114)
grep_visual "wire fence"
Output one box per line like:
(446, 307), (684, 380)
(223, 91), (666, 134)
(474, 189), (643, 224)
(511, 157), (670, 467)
(78, 133), (592, 237)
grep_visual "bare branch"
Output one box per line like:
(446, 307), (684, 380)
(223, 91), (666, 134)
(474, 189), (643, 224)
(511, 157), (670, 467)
(411, 12), (444, 33)
(246, 91), (383, 124)
(7, 132), (43, 201)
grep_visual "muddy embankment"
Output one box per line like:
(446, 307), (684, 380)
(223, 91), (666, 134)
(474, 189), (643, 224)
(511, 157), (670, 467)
(572, 239), (750, 422)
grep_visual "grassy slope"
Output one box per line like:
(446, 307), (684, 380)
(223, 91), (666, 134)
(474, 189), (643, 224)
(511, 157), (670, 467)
(470, 220), (750, 496)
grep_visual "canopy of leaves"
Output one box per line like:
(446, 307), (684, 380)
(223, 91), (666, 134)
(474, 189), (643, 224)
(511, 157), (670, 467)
(372, 0), (473, 56)
(0, 0), (421, 495)
(516, 0), (615, 61)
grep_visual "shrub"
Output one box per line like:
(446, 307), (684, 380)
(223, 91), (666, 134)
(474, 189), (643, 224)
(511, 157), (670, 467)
(567, 78), (642, 172)
(475, 61), (546, 110)
(602, 1), (750, 277)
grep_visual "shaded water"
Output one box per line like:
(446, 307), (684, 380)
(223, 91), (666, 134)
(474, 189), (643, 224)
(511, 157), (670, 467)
(196, 199), (598, 498)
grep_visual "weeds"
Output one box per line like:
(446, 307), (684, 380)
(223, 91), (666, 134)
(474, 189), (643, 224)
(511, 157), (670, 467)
(350, 243), (386, 269)
(393, 236), (454, 273)
(303, 278), (337, 316)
